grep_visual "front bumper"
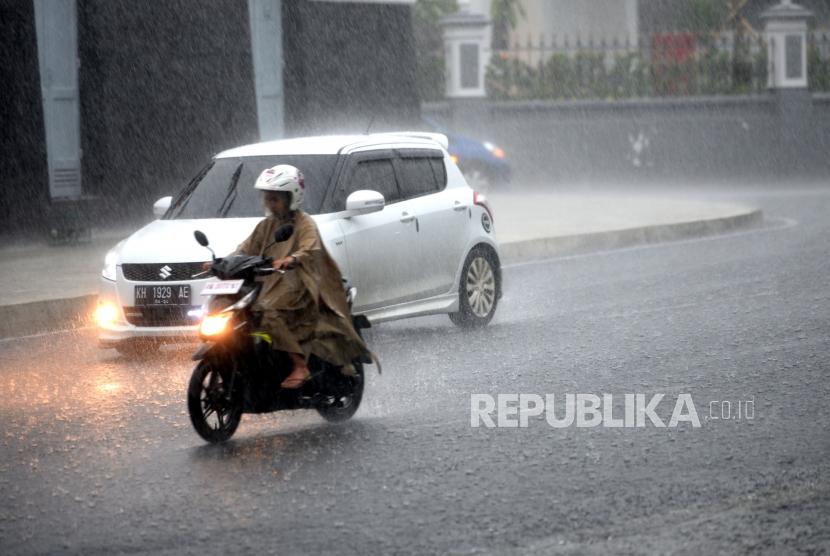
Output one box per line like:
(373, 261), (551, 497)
(97, 273), (202, 347)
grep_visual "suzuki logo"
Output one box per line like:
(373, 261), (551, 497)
(158, 265), (173, 280)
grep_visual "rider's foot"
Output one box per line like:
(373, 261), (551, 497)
(280, 366), (310, 389)
(281, 354), (311, 389)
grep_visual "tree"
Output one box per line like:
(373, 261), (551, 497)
(412, 0), (458, 101)
(491, 0), (525, 50)
(682, 0), (728, 36)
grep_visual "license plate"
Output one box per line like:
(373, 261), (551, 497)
(134, 284), (191, 306)
(201, 280), (244, 296)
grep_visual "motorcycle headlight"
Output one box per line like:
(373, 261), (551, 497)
(200, 313), (232, 337)
(101, 243), (123, 281)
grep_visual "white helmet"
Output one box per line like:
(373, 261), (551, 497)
(254, 164), (305, 211)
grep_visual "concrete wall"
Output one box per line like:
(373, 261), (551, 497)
(424, 92), (830, 183)
(0, 0), (50, 235)
(282, 0), (420, 135)
(3, 0), (421, 235)
(77, 0), (260, 222)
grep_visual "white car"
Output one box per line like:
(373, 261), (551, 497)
(96, 132), (502, 354)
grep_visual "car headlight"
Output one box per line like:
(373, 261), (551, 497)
(483, 141), (506, 159)
(101, 241), (124, 281)
(95, 302), (120, 326)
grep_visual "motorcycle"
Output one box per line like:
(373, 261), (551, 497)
(186, 225), (372, 443)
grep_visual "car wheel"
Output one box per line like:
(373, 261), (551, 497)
(449, 248), (499, 328)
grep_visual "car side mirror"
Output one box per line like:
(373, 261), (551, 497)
(345, 190), (385, 217)
(153, 196), (172, 218)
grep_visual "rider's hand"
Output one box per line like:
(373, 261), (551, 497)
(201, 261), (212, 271)
(273, 256), (296, 270)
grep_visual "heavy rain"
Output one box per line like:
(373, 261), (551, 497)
(1, 0), (829, 554)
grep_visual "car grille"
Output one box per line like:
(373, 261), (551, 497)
(122, 262), (207, 282)
(123, 306), (200, 327)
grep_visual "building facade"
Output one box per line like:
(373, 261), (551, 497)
(1, 0), (419, 234)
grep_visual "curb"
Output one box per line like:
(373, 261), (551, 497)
(0, 295), (97, 341)
(499, 208), (763, 264)
(0, 208), (763, 341)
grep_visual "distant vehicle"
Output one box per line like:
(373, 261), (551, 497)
(423, 118), (511, 191)
(96, 132), (503, 355)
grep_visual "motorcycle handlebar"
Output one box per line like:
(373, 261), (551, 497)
(254, 267), (286, 276)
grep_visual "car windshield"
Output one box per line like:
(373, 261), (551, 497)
(167, 155), (338, 218)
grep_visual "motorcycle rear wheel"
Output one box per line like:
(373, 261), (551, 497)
(187, 361), (242, 443)
(315, 363), (364, 423)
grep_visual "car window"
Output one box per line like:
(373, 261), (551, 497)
(334, 157), (400, 209)
(397, 157), (440, 199)
(168, 155), (338, 218)
(429, 158), (447, 189)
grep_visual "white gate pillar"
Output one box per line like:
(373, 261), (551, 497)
(33, 0), (82, 199)
(248, 0), (284, 140)
(761, 0), (814, 89)
(440, 2), (491, 98)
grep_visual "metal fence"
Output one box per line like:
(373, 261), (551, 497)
(483, 30), (830, 100)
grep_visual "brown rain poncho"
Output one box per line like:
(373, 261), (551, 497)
(235, 210), (369, 368)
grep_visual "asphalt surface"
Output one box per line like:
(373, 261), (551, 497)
(1, 186), (829, 555)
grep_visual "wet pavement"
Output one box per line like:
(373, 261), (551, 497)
(1, 185), (829, 554)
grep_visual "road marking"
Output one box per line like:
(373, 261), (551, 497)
(503, 216), (798, 270)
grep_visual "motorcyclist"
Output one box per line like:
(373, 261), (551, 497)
(223, 164), (368, 389)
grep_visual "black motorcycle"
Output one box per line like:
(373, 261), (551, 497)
(186, 225), (372, 443)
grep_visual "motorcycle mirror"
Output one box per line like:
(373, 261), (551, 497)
(274, 224), (294, 243)
(194, 230), (209, 247)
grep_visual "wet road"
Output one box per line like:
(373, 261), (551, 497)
(2, 187), (829, 554)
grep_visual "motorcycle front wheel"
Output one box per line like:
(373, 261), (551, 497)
(187, 360), (242, 443)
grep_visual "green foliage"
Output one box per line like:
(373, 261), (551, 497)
(413, 0), (457, 23)
(485, 54), (538, 100)
(491, 0), (526, 50)
(809, 45), (830, 92)
(672, 0), (728, 36)
(607, 52), (651, 98)
(484, 33), (773, 100)
(696, 48), (731, 95)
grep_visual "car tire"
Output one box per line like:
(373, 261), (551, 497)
(449, 247), (499, 328)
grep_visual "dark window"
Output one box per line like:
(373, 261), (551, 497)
(334, 158), (400, 209)
(168, 155), (338, 219)
(460, 43), (480, 89)
(785, 35), (803, 80)
(397, 158), (440, 199)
